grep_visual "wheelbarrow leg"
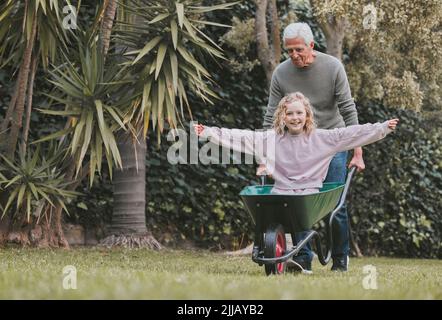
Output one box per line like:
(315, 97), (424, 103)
(252, 213), (264, 265)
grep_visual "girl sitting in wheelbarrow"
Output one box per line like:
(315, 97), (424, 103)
(194, 92), (398, 275)
(193, 91), (398, 195)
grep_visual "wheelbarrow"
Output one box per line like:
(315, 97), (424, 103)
(239, 167), (356, 275)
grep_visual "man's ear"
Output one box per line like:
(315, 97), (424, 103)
(309, 41), (315, 50)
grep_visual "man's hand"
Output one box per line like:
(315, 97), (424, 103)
(349, 147), (365, 172)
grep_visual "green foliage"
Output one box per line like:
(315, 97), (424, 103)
(218, 0), (327, 74)
(220, 17), (255, 57)
(117, 0), (236, 139)
(2, 1), (440, 258)
(34, 0), (235, 185)
(313, 0), (442, 112)
(0, 0), (71, 69)
(141, 59), (268, 248)
(0, 145), (80, 222)
(38, 35), (134, 183)
(145, 155), (255, 248)
(66, 175), (113, 239)
(63, 60), (269, 249)
(349, 103), (442, 258)
(219, 17), (259, 73)
(382, 72), (423, 112)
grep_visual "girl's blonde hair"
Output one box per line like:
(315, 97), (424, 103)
(272, 92), (316, 135)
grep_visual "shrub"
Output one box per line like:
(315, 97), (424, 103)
(349, 103), (442, 258)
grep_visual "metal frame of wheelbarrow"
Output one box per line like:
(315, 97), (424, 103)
(241, 167), (356, 275)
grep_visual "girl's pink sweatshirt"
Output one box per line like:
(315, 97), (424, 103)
(200, 121), (392, 190)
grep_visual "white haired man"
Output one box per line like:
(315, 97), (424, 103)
(260, 22), (365, 273)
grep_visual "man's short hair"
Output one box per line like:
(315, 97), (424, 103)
(283, 22), (314, 46)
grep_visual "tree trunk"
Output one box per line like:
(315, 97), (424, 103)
(0, 161), (74, 248)
(0, 10), (70, 248)
(0, 205), (70, 248)
(255, 0), (281, 87)
(310, 1), (347, 60)
(33, 159), (91, 249)
(321, 16), (347, 60)
(101, 132), (161, 249)
(99, 8), (161, 249)
(268, 0), (281, 64)
(7, 13), (37, 159)
(0, 70), (21, 136)
(21, 54), (38, 154)
(52, 205), (70, 248)
(111, 133), (147, 235)
(0, 207), (12, 245)
(100, 0), (118, 56)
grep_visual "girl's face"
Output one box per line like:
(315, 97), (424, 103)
(284, 102), (306, 135)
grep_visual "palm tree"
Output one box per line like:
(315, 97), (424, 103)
(97, 0), (156, 248)
(0, 0), (72, 246)
(0, 0), (71, 157)
(100, 0), (234, 248)
(36, 0), (235, 248)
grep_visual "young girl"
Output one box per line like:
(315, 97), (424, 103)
(194, 92), (398, 195)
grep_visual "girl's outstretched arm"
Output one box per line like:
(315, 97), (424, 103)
(193, 123), (265, 157)
(324, 118), (399, 154)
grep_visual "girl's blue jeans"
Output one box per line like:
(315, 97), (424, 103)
(293, 151), (350, 262)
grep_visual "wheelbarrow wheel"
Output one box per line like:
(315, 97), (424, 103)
(264, 224), (286, 275)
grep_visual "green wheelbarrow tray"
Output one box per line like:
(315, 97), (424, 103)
(239, 167), (356, 273)
(240, 182), (344, 233)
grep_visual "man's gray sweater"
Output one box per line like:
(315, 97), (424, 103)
(263, 51), (358, 129)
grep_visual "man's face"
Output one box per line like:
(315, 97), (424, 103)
(284, 37), (314, 68)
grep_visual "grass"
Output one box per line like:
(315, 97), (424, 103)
(0, 248), (441, 299)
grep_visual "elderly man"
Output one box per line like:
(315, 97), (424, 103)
(261, 22), (364, 273)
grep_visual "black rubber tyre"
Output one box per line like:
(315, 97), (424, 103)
(264, 224), (286, 275)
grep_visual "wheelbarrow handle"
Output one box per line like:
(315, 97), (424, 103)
(260, 175), (266, 186)
(316, 166), (357, 265)
(335, 166), (357, 210)
(347, 166), (357, 181)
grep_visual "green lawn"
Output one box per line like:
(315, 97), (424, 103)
(0, 248), (441, 299)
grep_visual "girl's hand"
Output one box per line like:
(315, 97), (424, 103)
(256, 164), (273, 178)
(193, 124), (205, 136)
(388, 118), (399, 130)
(256, 164), (267, 176)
